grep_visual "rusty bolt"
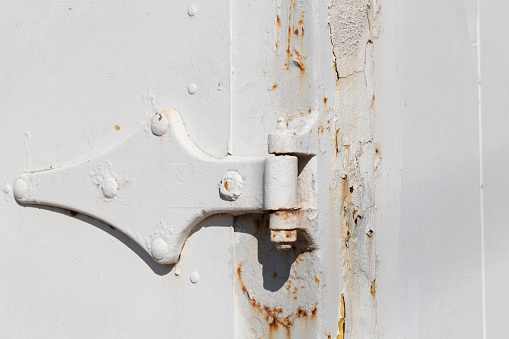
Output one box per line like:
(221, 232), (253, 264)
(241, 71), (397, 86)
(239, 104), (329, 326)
(270, 229), (297, 250)
(219, 170), (244, 201)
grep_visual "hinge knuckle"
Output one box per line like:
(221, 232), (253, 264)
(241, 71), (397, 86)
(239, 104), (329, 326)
(263, 155), (299, 211)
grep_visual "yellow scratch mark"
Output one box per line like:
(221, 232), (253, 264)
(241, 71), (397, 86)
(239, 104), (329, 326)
(338, 294), (345, 339)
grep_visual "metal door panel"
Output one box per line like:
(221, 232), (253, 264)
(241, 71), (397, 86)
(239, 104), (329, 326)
(479, 0), (509, 337)
(374, 0), (483, 337)
(0, 1), (234, 337)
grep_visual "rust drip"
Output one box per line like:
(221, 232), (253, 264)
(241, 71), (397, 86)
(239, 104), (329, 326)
(237, 261), (318, 337)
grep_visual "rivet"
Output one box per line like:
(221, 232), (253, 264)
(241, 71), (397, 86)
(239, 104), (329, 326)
(187, 4), (198, 17)
(13, 178), (28, 200)
(151, 238), (168, 261)
(151, 113), (169, 136)
(3, 183), (13, 195)
(101, 177), (118, 199)
(190, 271), (200, 284)
(188, 83), (198, 95)
(219, 170), (244, 201)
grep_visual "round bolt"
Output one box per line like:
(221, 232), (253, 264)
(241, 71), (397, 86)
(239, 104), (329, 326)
(219, 170), (244, 201)
(13, 178), (28, 200)
(187, 83), (198, 95)
(190, 271), (200, 284)
(277, 117), (287, 130)
(151, 238), (168, 261)
(187, 4), (198, 16)
(101, 177), (118, 199)
(151, 113), (169, 136)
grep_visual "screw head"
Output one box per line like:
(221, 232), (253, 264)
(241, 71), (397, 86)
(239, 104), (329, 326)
(219, 170), (244, 201)
(151, 113), (169, 136)
(151, 238), (168, 261)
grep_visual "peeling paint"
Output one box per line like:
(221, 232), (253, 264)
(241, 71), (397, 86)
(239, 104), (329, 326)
(328, 0), (381, 337)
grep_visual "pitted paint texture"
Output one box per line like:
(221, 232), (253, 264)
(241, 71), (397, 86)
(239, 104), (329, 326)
(328, 0), (381, 337)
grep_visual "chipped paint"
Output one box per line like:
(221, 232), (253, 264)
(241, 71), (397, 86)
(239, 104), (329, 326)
(328, 0), (381, 337)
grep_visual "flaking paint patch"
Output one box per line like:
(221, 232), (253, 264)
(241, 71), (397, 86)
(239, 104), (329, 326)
(328, 0), (381, 337)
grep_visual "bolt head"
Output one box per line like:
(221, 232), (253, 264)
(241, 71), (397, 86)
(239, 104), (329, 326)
(219, 170), (244, 201)
(151, 113), (169, 136)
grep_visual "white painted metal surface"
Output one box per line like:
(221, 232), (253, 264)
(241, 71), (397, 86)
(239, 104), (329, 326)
(2, 0), (508, 338)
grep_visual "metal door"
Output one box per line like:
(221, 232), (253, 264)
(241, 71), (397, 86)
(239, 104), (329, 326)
(1, 0), (506, 338)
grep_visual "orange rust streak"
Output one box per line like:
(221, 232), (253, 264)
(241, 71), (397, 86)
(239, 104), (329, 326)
(237, 259), (317, 336)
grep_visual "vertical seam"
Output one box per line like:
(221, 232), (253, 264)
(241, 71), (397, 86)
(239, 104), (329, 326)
(476, 1), (486, 337)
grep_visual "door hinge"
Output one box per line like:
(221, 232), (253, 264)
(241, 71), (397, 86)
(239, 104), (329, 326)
(13, 109), (318, 264)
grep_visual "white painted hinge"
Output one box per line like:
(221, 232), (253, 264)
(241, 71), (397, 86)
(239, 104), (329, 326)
(13, 109), (317, 264)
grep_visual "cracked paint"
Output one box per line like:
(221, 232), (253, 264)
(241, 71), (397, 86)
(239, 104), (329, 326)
(328, 0), (381, 337)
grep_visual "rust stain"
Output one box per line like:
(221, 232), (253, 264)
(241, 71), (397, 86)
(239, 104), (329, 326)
(115, 125), (120, 131)
(334, 130), (339, 156)
(371, 94), (375, 107)
(314, 275), (320, 287)
(344, 232), (351, 248)
(276, 15), (281, 29)
(224, 181), (229, 190)
(326, 333), (332, 339)
(272, 210), (299, 221)
(370, 279), (376, 297)
(237, 261), (317, 337)
(294, 28), (300, 36)
(237, 265), (247, 293)
(340, 170), (352, 247)
(272, 83), (278, 90)
(323, 96), (328, 105)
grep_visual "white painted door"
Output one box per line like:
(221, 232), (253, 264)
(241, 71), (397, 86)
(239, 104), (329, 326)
(1, 0), (507, 338)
